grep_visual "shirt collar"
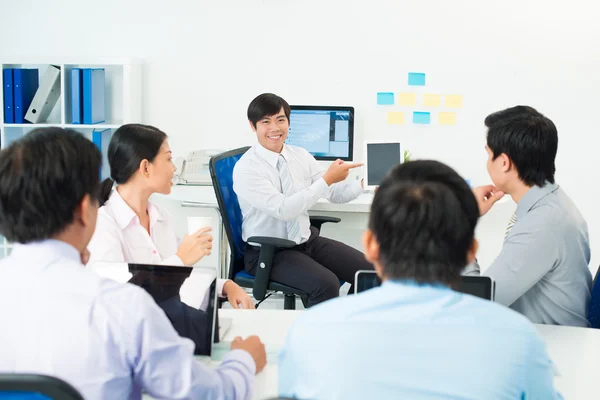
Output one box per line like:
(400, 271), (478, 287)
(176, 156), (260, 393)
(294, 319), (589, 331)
(515, 181), (559, 219)
(105, 188), (164, 230)
(254, 143), (288, 169)
(11, 239), (81, 264)
(382, 279), (450, 291)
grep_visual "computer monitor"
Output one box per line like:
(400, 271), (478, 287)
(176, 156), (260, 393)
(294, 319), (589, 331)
(354, 270), (495, 301)
(286, 105), (354, 161)
(89, 262), (220, 356)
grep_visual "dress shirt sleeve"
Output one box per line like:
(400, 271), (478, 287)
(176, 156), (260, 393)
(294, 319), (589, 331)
(480, 209), (559, 306)
(327, 180), (364, 203)
(233, 159), (329, 222)
(217, 279), (227, 297)
(523, 329), (563, 399)
(128, 289), (256, 400)
(305, 153), (364, 204)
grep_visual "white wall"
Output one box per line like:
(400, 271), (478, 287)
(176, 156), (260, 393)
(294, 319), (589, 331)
(1, 0), (599, 272)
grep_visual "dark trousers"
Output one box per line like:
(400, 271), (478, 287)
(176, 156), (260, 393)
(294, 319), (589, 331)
(244, 227), (374, 307)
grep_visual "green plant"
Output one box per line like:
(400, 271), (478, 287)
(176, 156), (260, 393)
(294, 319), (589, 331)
(403, 149), (411, 162)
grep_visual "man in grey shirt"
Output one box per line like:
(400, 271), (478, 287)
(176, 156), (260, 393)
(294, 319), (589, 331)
(465, 106), (592, 327)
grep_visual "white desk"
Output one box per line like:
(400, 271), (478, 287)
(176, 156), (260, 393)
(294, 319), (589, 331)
(211, 309), (599, 400)
(162, 184), (374, 214)
(155, 184), (515, 275)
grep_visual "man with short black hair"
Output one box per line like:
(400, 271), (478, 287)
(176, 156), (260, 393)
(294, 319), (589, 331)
(279, 160), (561, 400)
(0, 127), (266, 400)
(234, 93), (374, 306)
(467, 106), (591, 327)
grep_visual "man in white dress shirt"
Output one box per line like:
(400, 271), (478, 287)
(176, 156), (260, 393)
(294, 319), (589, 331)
(233, 93), (374, 307)
(0, 127), (266, 399)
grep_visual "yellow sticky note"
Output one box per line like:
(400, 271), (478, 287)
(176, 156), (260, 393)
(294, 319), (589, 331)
(423, 94), (441, 107)
(439, 112), (457, 125)
(445, 94), (463, 108)
(398, 92), (417, 106)
(387, 112), (405, 125)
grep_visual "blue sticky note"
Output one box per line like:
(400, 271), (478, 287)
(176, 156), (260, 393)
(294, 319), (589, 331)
(413, 111), (431, 124)
(377, 92), (395, 105)
(408, 72), (426, 86)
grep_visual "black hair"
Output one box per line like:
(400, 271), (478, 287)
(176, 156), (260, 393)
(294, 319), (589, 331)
(99, 124), (167, 206)
(247, 93), (291, 128)
(369, 160), (479, 286)
(0, 127), (102, 243)
(485, 105), (558, 187)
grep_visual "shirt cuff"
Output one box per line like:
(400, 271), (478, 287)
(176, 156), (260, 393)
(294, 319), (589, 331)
(351, 180), (366, 197)
(221, 349), (257, 375)
(162, 254), (184, 266)
(314, 177), (331, 197)
(217, 278), (228, 298)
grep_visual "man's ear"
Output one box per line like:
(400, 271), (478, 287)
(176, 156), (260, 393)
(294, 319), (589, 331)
(467, 238), (479, 264)
(362, 230), (380, 264)
(77, 194), (95, 228)
(500, 153), (512, 173)
(248, 120), (257, 132)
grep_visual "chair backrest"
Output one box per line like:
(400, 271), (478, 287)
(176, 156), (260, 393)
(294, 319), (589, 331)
(588, 265), (600, 328)
(0, 374), (83, 400)
(209, 147), (251, 280)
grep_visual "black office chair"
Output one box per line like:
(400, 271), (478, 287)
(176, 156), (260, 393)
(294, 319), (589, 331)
(0, 374), (83, 400)
(209, 147), (340, 309)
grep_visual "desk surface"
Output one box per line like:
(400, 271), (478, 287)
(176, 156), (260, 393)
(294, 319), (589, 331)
(164, 185), (375, 213)
(215, 309), (599, 400)
(163, 184), (511, 214)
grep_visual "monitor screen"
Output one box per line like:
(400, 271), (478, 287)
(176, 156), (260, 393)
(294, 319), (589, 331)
(354, 271), (494, 301)
(286, 105), (354, 161)
(89, 262), (219, 356)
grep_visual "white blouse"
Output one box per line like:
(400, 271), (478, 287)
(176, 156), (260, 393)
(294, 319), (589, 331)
(87, 189), (226, 298)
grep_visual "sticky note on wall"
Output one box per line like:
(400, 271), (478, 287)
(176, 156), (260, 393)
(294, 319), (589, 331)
(387, 112), (404, 125)
(413, 111), (431, 124)
(438, 112), (457, 125)
(408, 72), (426, 86)
(377, 92), (395, 105)
(445, 94), (463, 108)
(398, 92), (417, 106)
(423, 94), (441, 107)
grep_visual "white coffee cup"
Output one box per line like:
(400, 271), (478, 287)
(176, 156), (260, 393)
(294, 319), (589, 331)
(187, 216), (213, 236)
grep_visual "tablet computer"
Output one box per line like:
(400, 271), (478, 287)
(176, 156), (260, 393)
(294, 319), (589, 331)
(364, 141), (403, 189)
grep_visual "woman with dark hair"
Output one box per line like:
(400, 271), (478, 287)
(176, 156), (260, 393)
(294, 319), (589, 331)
(87, 124), (254, 309)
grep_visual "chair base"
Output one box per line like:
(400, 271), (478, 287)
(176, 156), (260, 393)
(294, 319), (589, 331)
(284, 294), (296, 310)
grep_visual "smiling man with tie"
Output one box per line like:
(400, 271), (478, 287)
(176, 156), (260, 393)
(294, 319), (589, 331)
(233, 93), (374, 307)
(465, 106), (592, 327)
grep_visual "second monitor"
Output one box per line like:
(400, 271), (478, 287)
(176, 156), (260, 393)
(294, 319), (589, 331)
(286, 105), (354, 161)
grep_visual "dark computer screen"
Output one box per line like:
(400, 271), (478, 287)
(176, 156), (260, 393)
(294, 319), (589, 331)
(355, 271), (493, 300)
(366, 142), (401, 186)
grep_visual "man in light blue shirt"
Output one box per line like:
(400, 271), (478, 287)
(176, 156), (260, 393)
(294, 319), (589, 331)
(0, 127), (266, 399)
(466, 106), (591, 327)
(279, 160), (561, 400)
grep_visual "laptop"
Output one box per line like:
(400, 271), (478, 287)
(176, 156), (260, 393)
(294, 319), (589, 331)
(90, 262), (228, 357)
(354, 270), (495, 301)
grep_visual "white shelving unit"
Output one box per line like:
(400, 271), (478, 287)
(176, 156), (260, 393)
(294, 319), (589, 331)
(0, 58), (142, 257)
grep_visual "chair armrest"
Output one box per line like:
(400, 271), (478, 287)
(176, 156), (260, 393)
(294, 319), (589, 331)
(310, 216), (341, 231)
(247, 236), (296, 248)
(246, 236), (296, 300)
